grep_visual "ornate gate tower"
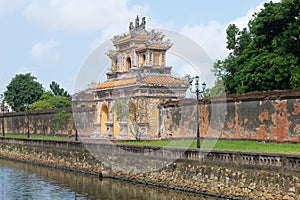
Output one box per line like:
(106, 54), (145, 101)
(93, 16), (189, 139)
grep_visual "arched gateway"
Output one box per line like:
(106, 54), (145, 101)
(101, 105), (109, 134)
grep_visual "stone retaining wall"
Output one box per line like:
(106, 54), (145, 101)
(0, 138), (299, 199)
(117, 144), (300, 173)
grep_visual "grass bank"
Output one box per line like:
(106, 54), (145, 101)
(1, 134), (68, 141)
(3, 134), (300, 154)
(122, 139), (300, 154)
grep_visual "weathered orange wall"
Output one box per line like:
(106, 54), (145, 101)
(160, 89), (300, 142)
(0, 107), (94, 136)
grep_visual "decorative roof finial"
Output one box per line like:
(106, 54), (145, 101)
(129, 15), (147, 36)
(135, 15), (139, 27)
(141, 17), (146, 28)
(129, 22), (134, 31)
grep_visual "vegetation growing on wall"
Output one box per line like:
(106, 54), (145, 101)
(52, 110), (72, 133)
(128, 97), (149, 140)
(111, 97), (149, 140)
(111, 98), (127, 121)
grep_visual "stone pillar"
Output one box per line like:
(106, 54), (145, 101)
(91, 122), (101, 138)
(103, 122), (114, 138)
(145, 50), (150, 66)
(117, 121), (129, 139)
(138, 122), (152, 140)
(162, 52), (166, 66)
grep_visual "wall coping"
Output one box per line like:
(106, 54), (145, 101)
(161, 88), (300, 107)
(1, 137), (299, 157)
(1, 107), (72, 117)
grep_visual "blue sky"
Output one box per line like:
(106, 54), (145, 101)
(0, 0), (278, 94)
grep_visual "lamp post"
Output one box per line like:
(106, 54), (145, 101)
(26, 111), (30, 138)
(73, 120), (78, 141)
(1, 103), (4, 137)
(189, 75), (206, 149)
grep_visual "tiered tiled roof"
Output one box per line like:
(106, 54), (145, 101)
(95, 76), (188, 90)
(114, 35), (131, 44)
(94, 16), (187, 95)
(142, 76), (189, 86)
(148, 43), (169, 50)
(135, 43), (169, 51)
(135, 34), (148, 40)
(107, 51), (117, 58)
(95, 78), (137, 89)
(135, 44), (146, 52)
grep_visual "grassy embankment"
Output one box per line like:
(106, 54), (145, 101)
(2, 134), (300, 154)
(122, 139), (300, 154)
(1, 134), (68, 141)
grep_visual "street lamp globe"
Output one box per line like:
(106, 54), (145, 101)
(202, 82), (206, 91)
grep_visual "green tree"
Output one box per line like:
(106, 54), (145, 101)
(213, 0), (300, 94)
(39, 91), (54, 101)
(4, 73), (44, 111)
(27, 82), (71, 110)
(0, 94), (3, 105)
(27, 100), (52, 110)
(47, 96), (71, 108)
(226, 24), (239, 51)
(28, 92), (71, 110)
(50, 81), (70, 97)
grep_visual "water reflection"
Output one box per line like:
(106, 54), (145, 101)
(0, 159), (220, 200)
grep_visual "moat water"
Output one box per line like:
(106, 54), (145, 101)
(0, 159), (221, 200)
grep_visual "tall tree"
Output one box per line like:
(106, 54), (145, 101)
(4, 73), (44, 111)
(50, 81), (70, 97)
(213, 0), (300, 94)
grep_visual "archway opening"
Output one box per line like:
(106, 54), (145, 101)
(141, 54), (146, 67)
(126, 57), (131, 70)
(112, 60), (117, 72)
(101, 105), (109, 134)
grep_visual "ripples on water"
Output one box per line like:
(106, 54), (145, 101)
(0, 159), (220, 200)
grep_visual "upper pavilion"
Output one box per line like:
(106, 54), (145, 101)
(107, 16), (171, 73)
(94, 15), (188, 100)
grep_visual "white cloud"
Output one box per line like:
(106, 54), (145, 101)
(232, 0), (281, 29)
(179, 0), (280, 61)
(230, 1), (264, 29)
(181, 21), (228, 61)
(167, 52), (214, 87)
(173, 0), (282, 88)
(0, 72), (8, 94)
(231, 6), (261, 30)
(0, 0), (24, 17)
(23, 0), (148, 32)
(15, 66), (32, 75)
(31, 40), (60, 63)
